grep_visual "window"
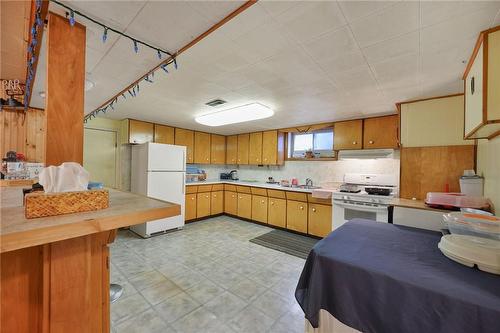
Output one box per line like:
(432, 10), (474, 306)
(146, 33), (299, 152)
(289, 129), (334, 158)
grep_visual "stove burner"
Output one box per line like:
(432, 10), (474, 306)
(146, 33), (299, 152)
(365, 187), (391, 196)
(339, 189), (361, 193)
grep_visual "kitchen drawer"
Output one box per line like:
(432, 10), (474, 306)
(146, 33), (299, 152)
(197, 185), (212, 193)
(307, 194), (332, 206)
(251, 187), (267, 196)
(225, 184), (237, 191)
(185, 186), (197, 194)
(267, 189), (286, 199)
(286, 191), (308, 202)
(236, 186), (251, 194)
(211, 184), (224, 191)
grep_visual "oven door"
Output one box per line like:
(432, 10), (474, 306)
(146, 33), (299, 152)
(333, 200), (389, 230)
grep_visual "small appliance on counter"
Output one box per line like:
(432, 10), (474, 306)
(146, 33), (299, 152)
(1, 150), (44, 180)
(459, 170), (484, 196)
(266, 177), (279, 184)
(220, 170), (238, 180)
(439, 212), (500, 274)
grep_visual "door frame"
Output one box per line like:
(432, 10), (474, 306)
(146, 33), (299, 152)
(83, 127), (119, 189)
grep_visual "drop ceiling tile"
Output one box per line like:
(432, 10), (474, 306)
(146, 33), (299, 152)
(362, 31), (419, 64)
(258, 1), (299, 18)
(421, 8), (498, 54)
(65, 0), (147, 29)
(274, 1), (346, 43)
(125, 1), (213, 52)
(371, 52), (419, 83)
(219, 4), (272, 40)
(187, 1), (245, 24)
(421, 1), (500, 28)
(326, 64), (377, 91)
(319, 49), (367, 75)
(232, 22), (293, 63)
(338, 0), (397, 23)
(349, 1), (419, 48)
(303, 26), (358, 63)
(421, 38), (475, 78)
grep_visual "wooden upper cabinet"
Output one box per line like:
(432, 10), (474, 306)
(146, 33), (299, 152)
(334, 120), (363, 150)
(210, 134), (226, 165)
(262, 130), (277, 165)
(249, 132), (263, 165)
(154, 124), (175, 144)
(237, 134), (249, 165)
(194, 132), (211, 164)
(175, 128), (194, 163)
(129, 119), (154, 144)
(363, 115), (399, 149)
(463, 28), (500, 139)
(226, 135), (238, 164)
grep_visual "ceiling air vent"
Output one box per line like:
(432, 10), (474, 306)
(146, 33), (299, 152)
(205, 99), (227, 107)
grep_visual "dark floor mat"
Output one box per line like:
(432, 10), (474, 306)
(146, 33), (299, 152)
(249, 229), (319, 259)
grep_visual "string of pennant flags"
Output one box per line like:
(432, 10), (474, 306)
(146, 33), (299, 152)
(49, 0), (179, 123)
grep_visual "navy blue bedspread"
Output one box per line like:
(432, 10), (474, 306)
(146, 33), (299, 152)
(295, 219), (500, 333)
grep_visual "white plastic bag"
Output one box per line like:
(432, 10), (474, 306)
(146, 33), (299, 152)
(39, 162), (90, 193)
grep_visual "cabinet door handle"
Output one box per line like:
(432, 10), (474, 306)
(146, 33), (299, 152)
(232, 195), (235, 198)
(213, 195), (216, 198)
(369, 140), (374, 144)
(191, 197), (195, 200)
(270, 201), (274, 205)
(239, 196), (242, 199)
(205, 195), (209, 198)
(352, 141), (357, 145)
(261, 200), (265, 204)
(299, 206), (304, 210)
(312, 208), (316, 212)
(471, 76), (475, 95)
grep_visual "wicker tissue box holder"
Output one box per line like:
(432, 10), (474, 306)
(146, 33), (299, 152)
(24, 189), (109, 219)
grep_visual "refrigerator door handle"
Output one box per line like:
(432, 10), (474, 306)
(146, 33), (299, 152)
(182, 176), (185, 195)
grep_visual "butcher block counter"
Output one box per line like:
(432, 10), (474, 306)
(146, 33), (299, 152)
(0, 185), (181, 333)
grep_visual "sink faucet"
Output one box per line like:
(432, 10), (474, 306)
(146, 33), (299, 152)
(305, 178), (313, 187)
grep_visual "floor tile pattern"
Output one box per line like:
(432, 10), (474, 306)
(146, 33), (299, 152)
(111, 216), (306, 333)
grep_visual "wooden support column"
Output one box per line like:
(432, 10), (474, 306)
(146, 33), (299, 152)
(45, 12), (85, 166)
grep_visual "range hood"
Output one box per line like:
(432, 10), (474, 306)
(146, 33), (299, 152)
(338, 149), (395, 160)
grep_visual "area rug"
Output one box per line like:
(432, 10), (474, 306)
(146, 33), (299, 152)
(249, 229), (319, 259)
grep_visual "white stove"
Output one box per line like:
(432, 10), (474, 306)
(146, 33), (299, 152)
(332, 173), (397, 229)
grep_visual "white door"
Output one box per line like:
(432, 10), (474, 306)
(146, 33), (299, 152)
(83, 128), (117, 188)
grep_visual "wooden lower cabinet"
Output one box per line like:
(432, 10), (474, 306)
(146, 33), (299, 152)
(224, 191), (237, 215)
(185, 194), (197, 220)
(211, 191), (223, 215)
(308, 204), (332, 237)
(251, 195), (268, 223)
(1, 231), (114, 333)
(197, 192), (211, 218)
(286, 200), (308, 233)
(237, 193), (252, 219)
(268, 198), (286, 228)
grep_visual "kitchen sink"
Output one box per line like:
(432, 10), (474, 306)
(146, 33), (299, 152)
(297, 185), (322, 189)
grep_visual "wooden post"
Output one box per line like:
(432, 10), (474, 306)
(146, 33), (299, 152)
(45, 12), (86, 166)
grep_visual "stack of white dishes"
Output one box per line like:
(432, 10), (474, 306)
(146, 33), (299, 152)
(439, 212), (500, 275)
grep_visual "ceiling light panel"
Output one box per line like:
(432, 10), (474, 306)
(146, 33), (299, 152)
(195, 102), (273, 126)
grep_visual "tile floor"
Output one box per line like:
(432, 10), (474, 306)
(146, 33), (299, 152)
(110, 215), (307, 333)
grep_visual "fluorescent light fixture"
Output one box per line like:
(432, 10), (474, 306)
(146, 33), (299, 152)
(195, 103), (274, 126)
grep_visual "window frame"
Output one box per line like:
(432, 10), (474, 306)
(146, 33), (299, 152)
(288, 128), (335, 159)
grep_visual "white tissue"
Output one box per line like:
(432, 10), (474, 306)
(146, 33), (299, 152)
(39, 162), (90, 193)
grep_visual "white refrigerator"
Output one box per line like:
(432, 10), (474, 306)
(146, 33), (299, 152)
(130, 142), (186, 238)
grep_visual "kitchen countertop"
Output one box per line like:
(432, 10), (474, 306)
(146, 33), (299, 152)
(389, 197), (454, 212)
(0, 186), (181, 253)
(186, 179), (328, 193)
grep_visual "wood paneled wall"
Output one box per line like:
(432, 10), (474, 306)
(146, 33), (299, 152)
(0, 109), (45, 162)
(400, 145), (476, 200)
